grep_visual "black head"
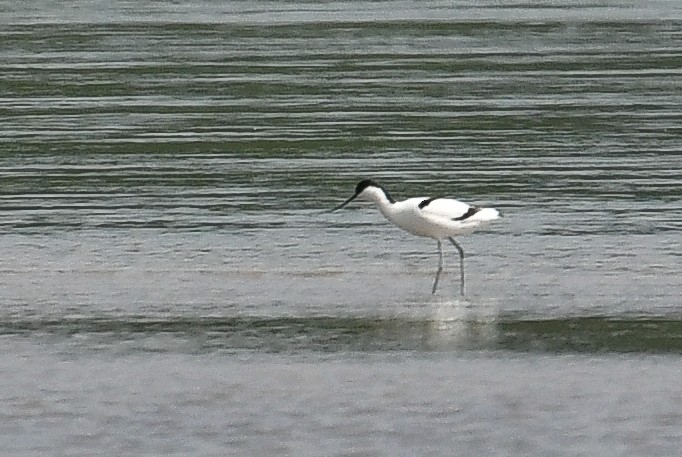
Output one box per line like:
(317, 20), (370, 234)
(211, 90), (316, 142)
(329, 179), (383, 212)
(355, 179), (379, 195)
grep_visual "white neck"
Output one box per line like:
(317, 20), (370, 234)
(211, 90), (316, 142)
(362, 186), (395, 217)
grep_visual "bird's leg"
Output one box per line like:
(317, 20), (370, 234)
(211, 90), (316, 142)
(448, 237), (465, 296)
(432, 240), (444, 294)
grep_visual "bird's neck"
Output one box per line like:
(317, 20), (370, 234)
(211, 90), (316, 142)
(364, 187), (395, 217)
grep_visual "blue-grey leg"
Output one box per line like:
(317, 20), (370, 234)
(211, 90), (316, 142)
(432, 240), (444, 294)
(448, 237), (465, 296)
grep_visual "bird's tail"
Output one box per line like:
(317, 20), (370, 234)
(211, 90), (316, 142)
(472, 207), (500, 222)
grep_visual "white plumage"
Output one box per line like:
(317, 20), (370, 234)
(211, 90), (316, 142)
(331, 179), (500, 295)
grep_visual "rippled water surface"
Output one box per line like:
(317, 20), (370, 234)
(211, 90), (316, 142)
(1, 1), (681, 455)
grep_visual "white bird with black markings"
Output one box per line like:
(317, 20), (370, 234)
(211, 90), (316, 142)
(330, 179), (500, 296)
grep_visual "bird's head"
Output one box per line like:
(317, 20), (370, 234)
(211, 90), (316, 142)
(330, 179), (390, 211)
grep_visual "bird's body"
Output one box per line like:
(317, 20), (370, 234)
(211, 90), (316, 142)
(380, 196), (499, 240)
(331, 179), (500, 295)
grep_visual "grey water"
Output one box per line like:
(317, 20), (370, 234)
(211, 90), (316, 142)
(1, 0), (682, 455)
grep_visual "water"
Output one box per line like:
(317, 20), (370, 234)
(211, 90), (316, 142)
(1, 0), (681, 455)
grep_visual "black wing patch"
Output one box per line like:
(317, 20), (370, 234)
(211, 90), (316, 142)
(419, 199), (482, 220)
(454, 206), (481, 221)
(418, 197), (439, 209)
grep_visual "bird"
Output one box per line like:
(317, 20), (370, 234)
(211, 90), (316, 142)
(330, 179), (500, 296)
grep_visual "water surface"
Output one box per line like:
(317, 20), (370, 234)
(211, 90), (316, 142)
(1, 1), (681, 455)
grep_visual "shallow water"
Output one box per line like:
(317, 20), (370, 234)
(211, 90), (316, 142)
(1, 0), (681, 455)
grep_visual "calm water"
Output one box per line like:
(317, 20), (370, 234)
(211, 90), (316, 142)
(1, 0), (682, 455)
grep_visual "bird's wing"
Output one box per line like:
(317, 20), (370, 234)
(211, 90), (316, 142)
(418, 197), (473, 221)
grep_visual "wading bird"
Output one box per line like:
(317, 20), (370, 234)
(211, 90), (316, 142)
(330, 179), (500, 296)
